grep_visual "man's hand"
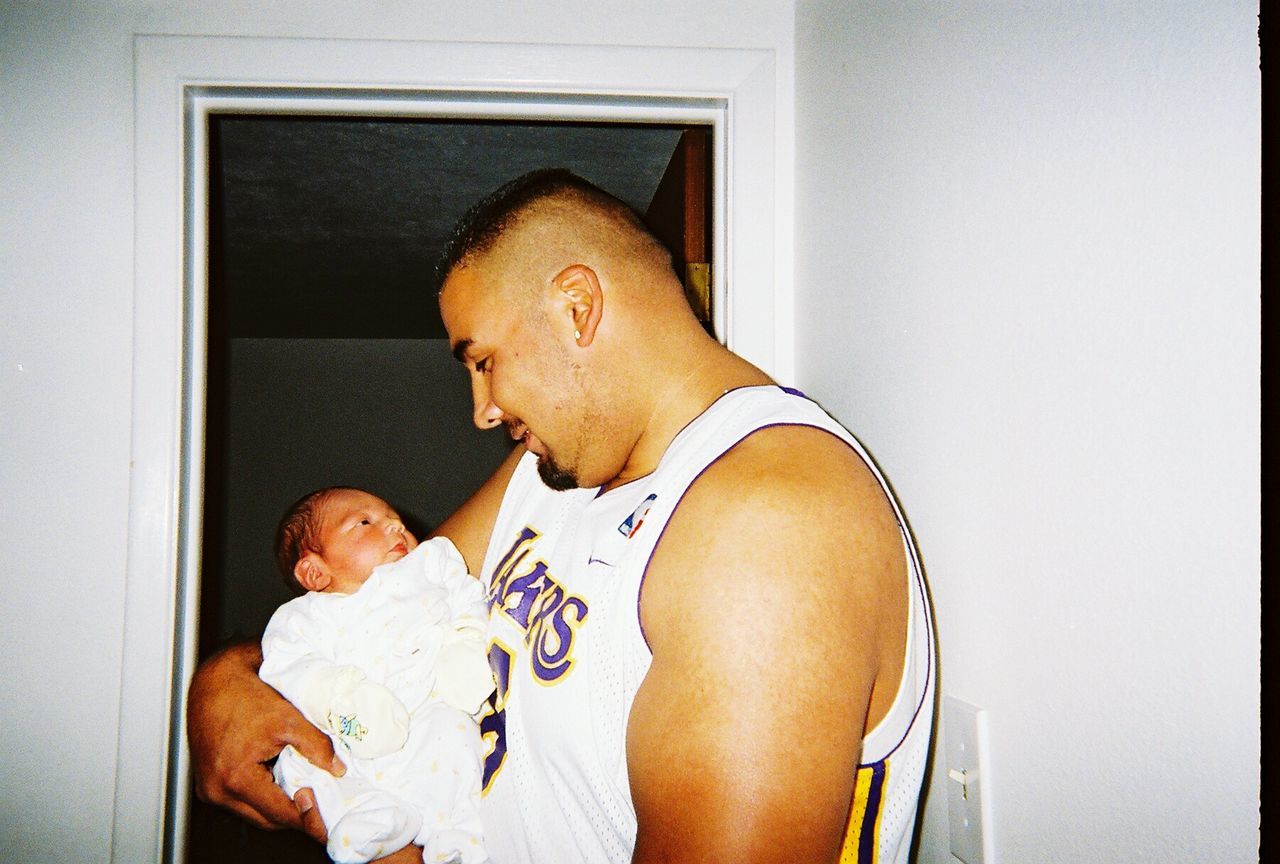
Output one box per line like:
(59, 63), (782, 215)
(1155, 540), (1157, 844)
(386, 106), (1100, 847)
(187, 642), (344, 834)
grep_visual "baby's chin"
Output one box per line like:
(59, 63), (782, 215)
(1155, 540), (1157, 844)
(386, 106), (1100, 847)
(327, 573), (371, 594)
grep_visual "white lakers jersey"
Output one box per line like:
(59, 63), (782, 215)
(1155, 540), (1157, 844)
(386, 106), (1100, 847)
(478, 385), (935, 864)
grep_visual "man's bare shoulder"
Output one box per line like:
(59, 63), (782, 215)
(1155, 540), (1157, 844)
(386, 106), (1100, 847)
(641, 423), (906, 644)
(700, 422), (893, 514)
(668, 423), (901, 575)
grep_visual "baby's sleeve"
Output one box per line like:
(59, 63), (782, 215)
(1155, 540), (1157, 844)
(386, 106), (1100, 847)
(433, 625), (494, 715)
(417, 538), (495, 715)
(429, 536), (491, 628)
(261, 601), (410, 760)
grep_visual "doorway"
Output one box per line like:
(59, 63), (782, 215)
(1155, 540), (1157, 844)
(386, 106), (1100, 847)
(123, 37), (783, 864)
(189, 115), (714, 863)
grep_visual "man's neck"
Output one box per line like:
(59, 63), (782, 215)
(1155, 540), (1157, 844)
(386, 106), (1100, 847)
(604, 347), (773, 491)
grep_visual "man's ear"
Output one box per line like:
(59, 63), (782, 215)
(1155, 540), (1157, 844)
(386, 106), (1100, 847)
(552, 263), (603, 347)
(294, 554), (331, 592)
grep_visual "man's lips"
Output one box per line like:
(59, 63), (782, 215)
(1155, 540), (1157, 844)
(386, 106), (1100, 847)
(506, 420), (548, 457)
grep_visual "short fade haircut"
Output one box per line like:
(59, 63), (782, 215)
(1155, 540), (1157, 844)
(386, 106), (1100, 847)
(436, 167), (651, 287)
(274, 486), (357, 592)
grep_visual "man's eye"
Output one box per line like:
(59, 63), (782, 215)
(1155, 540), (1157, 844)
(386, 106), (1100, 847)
(358, 519), (371, 526)
(476, 358), (490, 373)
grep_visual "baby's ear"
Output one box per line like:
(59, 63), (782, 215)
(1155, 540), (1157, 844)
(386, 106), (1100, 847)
(294, 554), (330, 592)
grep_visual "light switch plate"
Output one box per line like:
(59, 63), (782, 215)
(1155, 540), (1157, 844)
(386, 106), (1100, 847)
(944, 696), (994, 864)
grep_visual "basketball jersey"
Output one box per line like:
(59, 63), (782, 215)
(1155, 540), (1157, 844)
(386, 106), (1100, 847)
(478, 385), (935, 864)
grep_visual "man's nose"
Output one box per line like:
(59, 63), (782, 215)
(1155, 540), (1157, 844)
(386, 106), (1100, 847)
(471, 378), (503, 430)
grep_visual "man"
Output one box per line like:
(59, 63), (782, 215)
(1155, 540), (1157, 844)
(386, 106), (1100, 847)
(189, 169), (934, 863)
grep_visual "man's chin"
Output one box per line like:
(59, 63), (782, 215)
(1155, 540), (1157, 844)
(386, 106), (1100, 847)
(536, 455), (580, 491)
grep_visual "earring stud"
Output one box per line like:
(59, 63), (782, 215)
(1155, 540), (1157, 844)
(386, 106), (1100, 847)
(574, 329), (582, 340)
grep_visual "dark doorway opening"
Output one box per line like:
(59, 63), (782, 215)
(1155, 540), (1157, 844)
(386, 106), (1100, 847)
(189, 115), (713, 863)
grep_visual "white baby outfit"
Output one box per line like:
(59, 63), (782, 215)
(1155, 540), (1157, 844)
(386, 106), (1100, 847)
(261, 536), (495, 864)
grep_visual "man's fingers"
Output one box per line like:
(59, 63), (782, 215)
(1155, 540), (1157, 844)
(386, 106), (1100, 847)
(294, 788), (329, 844)
(224, 764), (304, 831)
(283, 714), (345, 777)
(223, 797), (293, 832)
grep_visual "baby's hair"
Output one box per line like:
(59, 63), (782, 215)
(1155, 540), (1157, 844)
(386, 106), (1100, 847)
(274, 486), (360, 591)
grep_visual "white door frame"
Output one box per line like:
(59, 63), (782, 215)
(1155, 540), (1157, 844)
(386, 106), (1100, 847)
(118, 34), (786, 863)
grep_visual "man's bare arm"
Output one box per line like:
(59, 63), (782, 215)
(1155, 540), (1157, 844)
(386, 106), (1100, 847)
(431, 443), (524, 572)
(627, 426), (907, 863)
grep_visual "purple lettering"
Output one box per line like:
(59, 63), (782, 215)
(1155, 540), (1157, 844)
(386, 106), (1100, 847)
(498, 560), (549, 629)
(486, 525), (590, 686)
(486, 527), (539, 610)
(532, 596), (589, 682)
(523, 582), (565, 648)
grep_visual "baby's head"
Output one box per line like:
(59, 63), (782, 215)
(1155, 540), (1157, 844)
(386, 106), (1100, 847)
(275, 486), (419, 594)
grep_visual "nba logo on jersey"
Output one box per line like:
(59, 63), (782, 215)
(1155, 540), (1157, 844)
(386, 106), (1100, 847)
(618, 493), (658, 539)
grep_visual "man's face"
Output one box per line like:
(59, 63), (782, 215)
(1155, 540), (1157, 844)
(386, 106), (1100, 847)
(440, 265), (590, 491)
(311, 489), (418, 593)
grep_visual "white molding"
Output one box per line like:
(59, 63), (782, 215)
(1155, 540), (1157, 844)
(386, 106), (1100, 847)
(119, 33), (784, 863)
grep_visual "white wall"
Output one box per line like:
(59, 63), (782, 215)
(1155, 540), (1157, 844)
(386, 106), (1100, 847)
(6, 1), (1260, 860)
(795, 2), (1259, 862)
(0, 2), (793, 859)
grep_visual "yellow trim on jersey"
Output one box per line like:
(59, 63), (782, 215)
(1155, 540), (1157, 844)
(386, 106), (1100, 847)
(840, 761), (888, 864)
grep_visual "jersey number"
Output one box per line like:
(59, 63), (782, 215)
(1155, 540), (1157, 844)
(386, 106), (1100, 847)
(480, 641), (513, 792)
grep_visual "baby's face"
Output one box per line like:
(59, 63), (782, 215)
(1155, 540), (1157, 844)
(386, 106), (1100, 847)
(313, 489), (419, 593)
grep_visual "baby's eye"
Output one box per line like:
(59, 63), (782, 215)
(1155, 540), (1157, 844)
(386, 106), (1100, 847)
(358, 518), (371, 526)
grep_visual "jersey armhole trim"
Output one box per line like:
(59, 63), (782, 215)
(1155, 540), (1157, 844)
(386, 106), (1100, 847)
(635, 421), (854, 651)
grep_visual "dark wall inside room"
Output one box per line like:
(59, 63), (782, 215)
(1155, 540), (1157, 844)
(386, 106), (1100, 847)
(205, 337), (513, 647)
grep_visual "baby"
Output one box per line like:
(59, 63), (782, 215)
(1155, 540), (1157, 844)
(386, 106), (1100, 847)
(260, 486), (494, 864)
